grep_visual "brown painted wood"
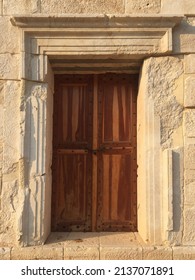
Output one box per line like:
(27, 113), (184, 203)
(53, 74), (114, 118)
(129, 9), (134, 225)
(96, 74), (138, 231)
(52, 73), (138, 232)
(52, 75), (93, 231)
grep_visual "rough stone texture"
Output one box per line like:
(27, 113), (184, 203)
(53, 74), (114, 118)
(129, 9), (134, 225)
(147, 57), (184, 149)
(161, 0), (195, 14)
(143, 246), (172, 260)
(184, 55), (195, 74)
(3, 81), (20, 174)
(3, 0), (40, 15)
(184, 76), (195, 107)
(0, 81), (4, 168)
(100, 247), (142, 260)
(11, 246), (63, 260)
(173, 20), (195, 54)
(64, 247), (99, 260)
(126, 0), (160, 13)
(183, 207), (195, 245)
(100, 232), (137, 246)
(0, 54), (19, 80)
(0, 17), (19, 53)
(41, 0), (125, 14)
(0, 248), (11, 260)
(64, 232), (99, 247)
(184, 145), (195, 170)
(184, 182), (195, 205)
(184, 110), (195, 138)
(0, 1), (2, 15)
(173, 246), (195, 260)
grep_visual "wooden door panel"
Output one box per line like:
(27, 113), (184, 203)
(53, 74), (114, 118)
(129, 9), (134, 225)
(52, 75), (93, 231)
(97, 74), (138, 231)
(52, 152), (92, 231)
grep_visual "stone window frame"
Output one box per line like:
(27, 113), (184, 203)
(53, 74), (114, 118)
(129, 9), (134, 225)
(11, 15), (183, 246)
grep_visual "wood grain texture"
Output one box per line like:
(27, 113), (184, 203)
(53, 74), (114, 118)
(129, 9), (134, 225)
(52, 74), (138, 232)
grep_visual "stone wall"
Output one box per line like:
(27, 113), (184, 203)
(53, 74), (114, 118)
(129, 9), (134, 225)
(0, 0), (195, 253)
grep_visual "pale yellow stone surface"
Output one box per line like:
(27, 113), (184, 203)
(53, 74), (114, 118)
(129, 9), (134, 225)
(184, 182), (195, 205)
(143, 246), (172, 260)
(64, 246), (99, 260)
(11, 246), (63, 260)
(185, 55), (195, 74)
(173, 246), (195, 260)
(184, 76), (195, 107)
(3, 81), (20, 174)
(184, 144), (195, 170)
(41, 0), (125, 14)
(100, 232), (137, 246)
(183, 207), (195, 245)
(161, 0), (195, 14)
(0, 248), (10, 260)
(0, 54), (19, 80)
(126, 0), (160, 13)
(100, 247), (142, 260)
(184, 110), (195, 137)
(3, 0), (39, 15)
(0, 17), (19, 53)
(64, 232), (100, 247)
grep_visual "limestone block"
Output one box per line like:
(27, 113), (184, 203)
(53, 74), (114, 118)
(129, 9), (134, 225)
(65, 232), (99, 247)
(0, 54), (19, 80)
(183, 207), (195, 245)
(184, 144), (195, 169)
(3, 0), (39, 15)
(184, 110), (195, 138)
(184, 182), (195, 205)
(185, 169), (195, 185)
(184, 76), (195, 107)
(41, 0), (124, 14)
(126, 0), (160, 13)
(0, 81), (4, 167)
(173, 246), (195, 260)
(143, 246), (172, 260)
(3, 81), (20, 174)
(161, 0), (195, 14)
(64, 246), (99, 260)
(0, 248), (11, 260)
(185, 55), (195, 74)
(100, 247), (142, 260)
(0, 1), (2, 15)
(0, 17), (19, 53)
(100, 232), (137, 246)
(11, 246), (63, 260)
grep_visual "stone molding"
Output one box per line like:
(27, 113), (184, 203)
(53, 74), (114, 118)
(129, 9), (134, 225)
(11, 15), (183, 80)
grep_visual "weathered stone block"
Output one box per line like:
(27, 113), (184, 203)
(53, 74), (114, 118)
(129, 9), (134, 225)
(0, 54), (19, 80)
(185, 55), (195, 74)
(11, 246), (63, 260)
(184, 182), (195, 205)
(3, 0), (39, 15)
(184, 110), (195, 138)
(41, 0), (124, 14)
(184, 76), (195, 107)
(0, 248), (11, 260)
(100, 232), (137, 246)
(185, 169), (195, 185)
(3, 81), (20, 174)
(161, 0), (195, 14)
(184, 144), (195, 169)
(126, 0), (160, 13)
(100, 247), (142, 260)
(64, 232), (99, 247)
(143, 246), (172, 260)
(173, 246), (195, 260)
(0, 17), (19, 53)
(64, 246), (99, 260)
(183, 207), (195, 245)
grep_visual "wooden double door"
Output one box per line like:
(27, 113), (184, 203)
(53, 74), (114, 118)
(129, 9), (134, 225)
(52, 74), (138, 232)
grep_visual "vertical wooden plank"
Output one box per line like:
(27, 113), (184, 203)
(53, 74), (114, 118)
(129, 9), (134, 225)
(92, 75), (98, 231)
(113, 86), (119, 142)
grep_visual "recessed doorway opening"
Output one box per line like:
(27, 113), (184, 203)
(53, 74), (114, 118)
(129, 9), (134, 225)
(51, 73), (138, 232)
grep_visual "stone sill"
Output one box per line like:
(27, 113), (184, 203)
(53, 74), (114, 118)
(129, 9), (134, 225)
(1, 232), (195, 260)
